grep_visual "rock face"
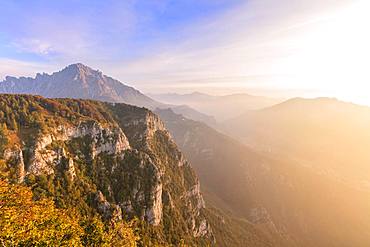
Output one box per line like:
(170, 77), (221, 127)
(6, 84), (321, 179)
(0, 94), (213, 245)
(108, 103), (212, 237)
(145, 183), (163, 225)
(16, 122), (131, 177)
(3, 146), (25, 183)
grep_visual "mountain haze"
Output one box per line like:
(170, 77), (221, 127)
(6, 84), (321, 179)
(225, 97), (370, 184)
(150, 92), (282, 121)
(156, 108), (370, 246)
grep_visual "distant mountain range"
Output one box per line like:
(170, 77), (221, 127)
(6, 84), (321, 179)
(0, 63), (215, 124)
(224, 97), (370, 184)
(157, 107), (370, 246)
(150, 92), (283, 121)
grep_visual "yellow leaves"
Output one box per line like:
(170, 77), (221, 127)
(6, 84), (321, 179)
(109, 221), (140, 247)
(0, 179), (83, 246)
(0, 179), (139, 246)
(79, 216), (139, 247)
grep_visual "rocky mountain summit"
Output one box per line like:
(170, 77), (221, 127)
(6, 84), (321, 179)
(0, 63), (160, 108)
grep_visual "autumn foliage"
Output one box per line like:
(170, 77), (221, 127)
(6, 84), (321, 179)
(0, 176), (138, 246)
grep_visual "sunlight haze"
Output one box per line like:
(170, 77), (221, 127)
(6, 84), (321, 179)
(1, 1), (370, 246)
(0, 0), (369, 104)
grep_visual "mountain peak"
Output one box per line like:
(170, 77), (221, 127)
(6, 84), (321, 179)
(60, 63), (99, 76)
(65, 62), (90, 70)
(0, 63), (162, 109)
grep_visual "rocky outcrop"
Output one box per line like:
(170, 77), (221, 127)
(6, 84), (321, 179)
(3, 146), (25, 183)
(28, 134), (58, 175)
(66, 158), (76, 181)
(182, 182), (206, 210)
(95, 190), (123, 222)
(118, 110), (167, 150)
(68, 123), (130, 153)
(193, 219), (212, 238)
(144, 113), (166, 139)
(116, 151), (164, 227)
(145, 183), (163, 225)
(180, 181), (213, 238)
(27, 122), (130, 176)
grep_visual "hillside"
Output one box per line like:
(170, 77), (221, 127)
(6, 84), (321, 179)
(156, 108), (370, 246)
(224, 97), (370, 184)
(0, 94), (273, 246)
(0, 94), (213, 246)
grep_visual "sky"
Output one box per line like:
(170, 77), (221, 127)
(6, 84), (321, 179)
(0, 0), (369, 104)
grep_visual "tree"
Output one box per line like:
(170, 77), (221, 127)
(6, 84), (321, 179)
(0, 179), (83, 246)
(0, 125), (8, 156)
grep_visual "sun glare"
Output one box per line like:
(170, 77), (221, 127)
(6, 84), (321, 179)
(276, 0), (370, 104)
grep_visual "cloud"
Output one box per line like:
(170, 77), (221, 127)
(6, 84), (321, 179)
(0, 58), (57, 80)
(12, 39), (54, 55)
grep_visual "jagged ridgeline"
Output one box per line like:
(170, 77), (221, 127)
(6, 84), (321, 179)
(0, 94), (213, 246)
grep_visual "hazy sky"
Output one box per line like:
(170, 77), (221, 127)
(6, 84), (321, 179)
(0, 0), (369, 104)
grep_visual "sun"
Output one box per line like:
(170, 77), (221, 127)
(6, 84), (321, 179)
(273, 0), (370, 105)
